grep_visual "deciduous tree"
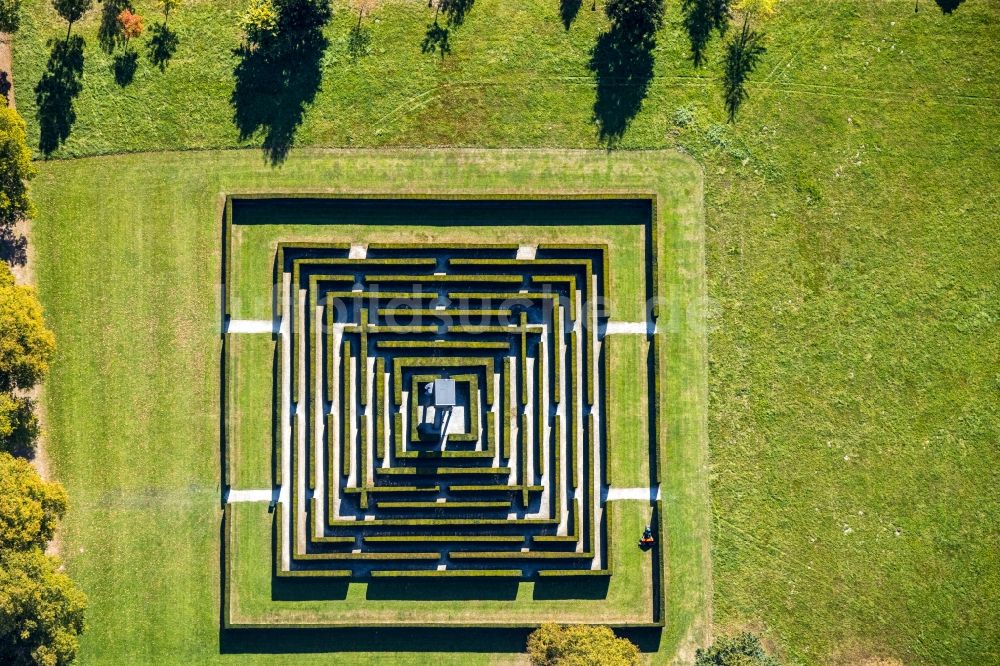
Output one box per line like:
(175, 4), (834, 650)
(527, 624), (640, 666)
(0, 393), (39, 458)
(0, 548), (86, 666)
(117, 8), (144, 49)
(0, 263), (55, 393)
(0, 452), (67, 553)
(0, 0), (21, 33)
(0, 101), (35, 230)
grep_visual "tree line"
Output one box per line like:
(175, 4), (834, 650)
(0, 97), (87, 664)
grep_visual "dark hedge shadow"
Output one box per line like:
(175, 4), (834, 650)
(34, 36), (85, 156)
(271, 576), (349, 601)
(231, 27), (328, 165)
(532, 576), (610, 600)
(147, 22), (179, 70)
(366, 577), (518, 601)
(588, 28), (656, 144)
(682, 0), (729, 67)
(113, 50), (138, 86)
(560, 0), (582, 29)
(219, 626), (529, 654)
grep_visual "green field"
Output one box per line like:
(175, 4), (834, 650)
(18, 0), (1000, 663)
(31, 150), (707, 662)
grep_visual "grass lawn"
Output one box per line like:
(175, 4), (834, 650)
(16, 0), (1000, 663)
(31, 150), (706, 663)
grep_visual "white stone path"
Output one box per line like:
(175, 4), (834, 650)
(226, 319), (276, 334)
(605, 486), (661, 501)
(602, 321), (656, 335)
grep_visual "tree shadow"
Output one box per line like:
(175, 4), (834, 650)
(722, 25), (765, 122)
(113, 50), (138, 86)
(147, 22), (179, 71)
(421, 21), (451, 56)
(588, 28), (656, 144)
(560, 0), (582, 29)
(935, 0), (964, 13)
(99, 0), (132, 53)
(231, 26), (329, 165)
(346, 23), (372, 60)
(0, 227), (27, 267)
(34, 36), (85, 156)
(421, 0), (474, 55)
(681, 0), (729, 67)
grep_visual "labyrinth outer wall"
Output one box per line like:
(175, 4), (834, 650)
(223, 194), (666, 629)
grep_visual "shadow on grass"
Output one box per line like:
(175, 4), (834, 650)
(113, 50), (138, 86)
(367, 577), (519, 601)
(231, 28), (328, 165)
(34, 36), (85, 156)
(219, 626), (530, 654)
(935, 0), (964, 12)
(560, 0), (582, 29)
(421, 21), (451, 56)
(99, 0), (131, 53)
(681, 0), (729, 67)
(272, 576), (349, 601)
(532, 575), (610, 600)
(147, 22), (179, 71)
(588, 28), (656, 144)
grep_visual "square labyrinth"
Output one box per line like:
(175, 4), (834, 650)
(282, 243), (610, 579)
(223, 195), (668, 629)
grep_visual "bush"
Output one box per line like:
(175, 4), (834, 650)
(527, 624), (639, 666)
(695, 632), (779, 666)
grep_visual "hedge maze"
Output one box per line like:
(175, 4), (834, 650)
(277, 242), (615, 579)
(223, 195), (669, 629)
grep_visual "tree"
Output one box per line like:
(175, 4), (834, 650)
(695, 632), (779, 666)
(0, 453), (67, 553)
(117, 8), (143, 49)
(721, 0), (776, 122)
(0, 263), (55, 393)
(0, 548), (86, 666)
(527, 624), (640, 666)
(51, 0), (93, 38)
(0, 393), (39, 458)
(0, 0), (21, 33)
(0, 101), (35, 230)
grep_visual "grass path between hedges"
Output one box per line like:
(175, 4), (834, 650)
(31, 148), (707, 665)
